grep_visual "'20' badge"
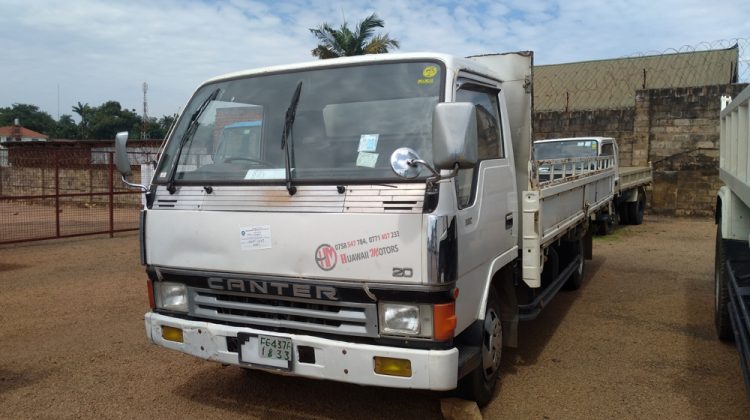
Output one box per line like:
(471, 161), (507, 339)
(315, 244), (337, 271)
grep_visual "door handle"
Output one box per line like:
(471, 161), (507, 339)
(505, 213), (513, 230)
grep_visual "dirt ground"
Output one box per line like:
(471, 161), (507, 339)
(0, 216), (748, 419)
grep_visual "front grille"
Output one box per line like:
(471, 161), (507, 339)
(188, 287), (379, 337)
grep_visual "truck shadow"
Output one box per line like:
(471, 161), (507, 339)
(174, 365), (445, 419)
(499, 256), (605, 374)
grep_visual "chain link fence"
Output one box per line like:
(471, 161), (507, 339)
(0, 148), (157, 244)
(535, 38), (749, 112)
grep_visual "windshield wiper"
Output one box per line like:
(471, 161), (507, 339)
(281, 81), (302, 196)
(165, 88), (220, 194)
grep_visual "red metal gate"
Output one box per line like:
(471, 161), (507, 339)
(0, 148), (156, 244)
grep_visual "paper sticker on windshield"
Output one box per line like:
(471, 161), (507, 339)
(245, 168), (285, 180)
(240, 225), (272, 250)
(577, 142), (585, 146)
(356, 152), (379, 168)
(358, 134), (379, 152)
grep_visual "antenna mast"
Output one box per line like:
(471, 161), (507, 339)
(141, 82), (149, 140)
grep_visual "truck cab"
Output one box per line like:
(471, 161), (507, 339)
(114, 52), (611, 406)
(533, 137), (617, 182)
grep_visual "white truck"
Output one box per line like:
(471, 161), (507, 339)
(533, 137), (652, 234)
(115, 51), (614, 405)
(715, 84), (750, 393)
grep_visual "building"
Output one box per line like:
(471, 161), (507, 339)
(0, 120), (49, 143)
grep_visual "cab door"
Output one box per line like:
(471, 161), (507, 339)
(453, 79), (517, 279)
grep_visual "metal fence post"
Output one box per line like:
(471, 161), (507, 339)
(55, 151), (60, 238)
(108, 152), (114, 238)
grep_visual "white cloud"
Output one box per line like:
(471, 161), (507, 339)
(0, 0), (748, 126)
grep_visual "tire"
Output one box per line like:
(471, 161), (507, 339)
(715, 224), (733, 341)
(618, 204), (631, 225)
(458, 288), (502, 407)
(596, 216), (613, 236)
(541, 247), (559, 286)
(628, 190), (645, 225)
(563, 239), (585, 290)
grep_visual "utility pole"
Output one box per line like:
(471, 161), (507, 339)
(141, 82), (149, 140)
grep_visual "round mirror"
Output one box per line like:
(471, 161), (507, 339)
(390, 147), (422, 179)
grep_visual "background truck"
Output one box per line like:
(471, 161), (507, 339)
(533, 136), (652, 234)
(715, 84), (750, 394)
(115, 51), (614, 405)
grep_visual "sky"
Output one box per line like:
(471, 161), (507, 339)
(1, 0), (749, 123)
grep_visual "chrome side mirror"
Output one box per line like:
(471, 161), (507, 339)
(432, 102), (478, 170)
(115, 131), (132, 176)
(390, 147), (441, 180)
(114, 131), (148, 192)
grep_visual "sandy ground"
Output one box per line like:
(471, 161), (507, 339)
(0, 216), (748, 419)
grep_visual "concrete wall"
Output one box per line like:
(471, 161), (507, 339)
(534, 83), (748, 217)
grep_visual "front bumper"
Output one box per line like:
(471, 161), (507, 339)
(145, 312), (459, 390)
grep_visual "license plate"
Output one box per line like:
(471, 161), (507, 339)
(258, 335), (293, 361)
(237, 333), (293, 371)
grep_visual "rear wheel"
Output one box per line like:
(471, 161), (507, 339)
(628, 189), (645, 225)
(618, 204), (631, 225)
(563, 239), (585, 290)
(458, 289), (502, 407)
(596, 215), (613, 235)
(715, 224), (733, 341)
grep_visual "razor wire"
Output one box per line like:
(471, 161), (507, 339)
(535, 38), (749, 112)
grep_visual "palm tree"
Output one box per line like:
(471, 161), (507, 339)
(309, 13), (400, 59)
(72, 102), (92, 139)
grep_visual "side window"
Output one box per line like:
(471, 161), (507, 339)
(454, 85), (504, 208)
(601, 143), (614, 156)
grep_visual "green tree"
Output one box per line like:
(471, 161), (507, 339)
(54, 114), (79, 139)
(309, 13), (399, 59)
(86, 101), (141, 140)
(0, 103), (57, 135)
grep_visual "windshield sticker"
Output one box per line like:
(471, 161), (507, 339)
(244, 168), (285, 180)
(418, 65), (438, 85)
(577, 142), (585, 147)
(159, 172), (167, 178)
(358, 134), (379, 152)
(584, 141), (592, 147)
(356, 152), (379, 168)
(240, 225), (272, 250)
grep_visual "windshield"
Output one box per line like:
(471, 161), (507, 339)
(155, 61), (442, 184)
(534, 139), (599, 160)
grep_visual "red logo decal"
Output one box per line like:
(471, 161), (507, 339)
(315, 244), (337, 271)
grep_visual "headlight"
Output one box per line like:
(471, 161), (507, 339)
(155, 282), (188, 313)
(378, 302), (433, 338)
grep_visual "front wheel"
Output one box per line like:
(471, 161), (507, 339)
(458, 288), (502, 407)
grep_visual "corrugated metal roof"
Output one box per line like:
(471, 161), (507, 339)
(534, 46), (739, 111)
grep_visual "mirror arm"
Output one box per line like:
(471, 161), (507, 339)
(408, 159), (441, 177)
(121, 175), (149, 192)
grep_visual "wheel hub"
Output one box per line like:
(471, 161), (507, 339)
(481, 308), (502, 379)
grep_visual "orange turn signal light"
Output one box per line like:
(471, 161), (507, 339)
(433, 302), (457, 341)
